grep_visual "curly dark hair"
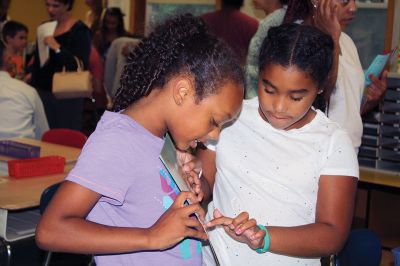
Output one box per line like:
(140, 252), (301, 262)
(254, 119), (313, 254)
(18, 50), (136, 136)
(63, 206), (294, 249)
(259, 23), (333, 110)
(283, 0), (312, 24)
(113, 14), (244, 112)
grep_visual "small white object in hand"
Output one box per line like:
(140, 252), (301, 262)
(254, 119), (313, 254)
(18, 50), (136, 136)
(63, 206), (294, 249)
(198, 168), (203, 179)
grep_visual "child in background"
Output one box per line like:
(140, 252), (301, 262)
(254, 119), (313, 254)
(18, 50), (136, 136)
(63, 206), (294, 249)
(1, 20), (28, 80)
(36, 14), (244, 266)
(184, 23), (359, 265)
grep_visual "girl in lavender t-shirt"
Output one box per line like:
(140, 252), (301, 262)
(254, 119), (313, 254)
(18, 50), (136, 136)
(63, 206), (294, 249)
(36, 14), (245, 266)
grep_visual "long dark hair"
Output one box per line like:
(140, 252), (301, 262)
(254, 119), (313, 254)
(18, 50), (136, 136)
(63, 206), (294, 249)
(113, 14), (244, 112)
(101, 7), (126, 36)
(259, 23), (333, 110)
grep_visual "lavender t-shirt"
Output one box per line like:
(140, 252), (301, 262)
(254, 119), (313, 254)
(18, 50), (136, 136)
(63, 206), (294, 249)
(66, 111), (202, 266)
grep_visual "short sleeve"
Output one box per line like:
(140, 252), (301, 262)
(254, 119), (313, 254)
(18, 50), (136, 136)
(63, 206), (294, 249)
(319, 129), (359, 178)
(66, 130), (138, 205)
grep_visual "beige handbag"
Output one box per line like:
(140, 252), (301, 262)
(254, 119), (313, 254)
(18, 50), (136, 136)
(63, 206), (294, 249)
(52, 57), (93, 99)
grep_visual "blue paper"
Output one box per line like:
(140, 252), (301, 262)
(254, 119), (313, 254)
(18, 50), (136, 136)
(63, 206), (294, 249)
(364, 53), (390, 86)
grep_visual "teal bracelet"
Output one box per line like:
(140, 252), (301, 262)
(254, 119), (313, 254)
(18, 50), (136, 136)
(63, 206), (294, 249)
(255, 224), (270, 253)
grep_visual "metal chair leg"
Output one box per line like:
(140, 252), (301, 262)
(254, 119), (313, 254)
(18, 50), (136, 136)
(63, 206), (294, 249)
(88, 255), (95, 266)
(0, 238), (11, 266)
(43, 251), (52, 266)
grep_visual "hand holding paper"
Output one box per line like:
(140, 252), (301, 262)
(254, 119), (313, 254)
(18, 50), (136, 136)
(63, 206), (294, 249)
(364, 53), (390, 87)
(361, 48), (395, 110)
(43, 36), (61, 51)
(146, 191), (207, 250)
(160, 134), (220, 265)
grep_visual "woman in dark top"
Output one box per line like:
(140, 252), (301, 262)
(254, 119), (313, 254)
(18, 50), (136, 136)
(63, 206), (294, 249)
(30, 0), (91, 130)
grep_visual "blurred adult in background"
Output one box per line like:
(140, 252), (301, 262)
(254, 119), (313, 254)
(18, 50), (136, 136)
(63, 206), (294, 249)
(0, 42), (49, 140)
(104, 36), (141, 101)
(93, 7), (130, 60)
(30, 0), (91, 130)
(244, 0), (287, 99)
(201, 0), (258, 65)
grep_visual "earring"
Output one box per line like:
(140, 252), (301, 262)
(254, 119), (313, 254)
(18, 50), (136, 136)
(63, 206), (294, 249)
(312, 1), (317, 8)
(317, 89), (323, 95)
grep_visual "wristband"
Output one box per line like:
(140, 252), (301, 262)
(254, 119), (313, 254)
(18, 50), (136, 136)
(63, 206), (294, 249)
(255, 224), (270, 253)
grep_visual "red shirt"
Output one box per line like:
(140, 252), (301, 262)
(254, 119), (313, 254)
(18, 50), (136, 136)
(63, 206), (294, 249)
(202, 8), (259, 65)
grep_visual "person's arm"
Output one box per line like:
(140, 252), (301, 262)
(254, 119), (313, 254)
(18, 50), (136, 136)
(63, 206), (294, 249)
(208, 175), (357, 256)
(361, 70), (388, 115)
(104, 40), (118, 98)
(36, 181), (207, 254)
(265, 175), (357, 256)
(89, 46), (108, 108)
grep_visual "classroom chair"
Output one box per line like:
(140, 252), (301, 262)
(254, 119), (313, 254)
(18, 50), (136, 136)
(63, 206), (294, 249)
(335, 228), (382, 266)
(42, 129), (87, 149)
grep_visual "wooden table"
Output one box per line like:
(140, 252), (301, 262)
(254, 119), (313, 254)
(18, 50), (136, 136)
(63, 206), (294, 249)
(359, 166), (400, 193)
(358, 167), (400, 250)
(0, 138), (81, 242)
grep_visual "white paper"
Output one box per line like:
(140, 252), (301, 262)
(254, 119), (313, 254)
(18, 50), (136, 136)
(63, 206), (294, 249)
(160, 134), (191, 192)
(37, 21), (57, 67)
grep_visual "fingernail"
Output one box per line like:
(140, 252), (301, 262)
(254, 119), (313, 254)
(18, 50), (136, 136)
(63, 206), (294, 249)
(236, 228), (242, 234)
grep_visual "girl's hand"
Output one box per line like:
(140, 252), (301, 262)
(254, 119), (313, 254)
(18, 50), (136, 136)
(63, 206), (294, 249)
(206, 209), (265, 250)
(177, 150), (204, 202)
(361, 70), (388, 114)
(313, 0), (341, 41)
(366, 70), (388, 103)
(147, 191), (207, 250)
(44, 36), (61, 51)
